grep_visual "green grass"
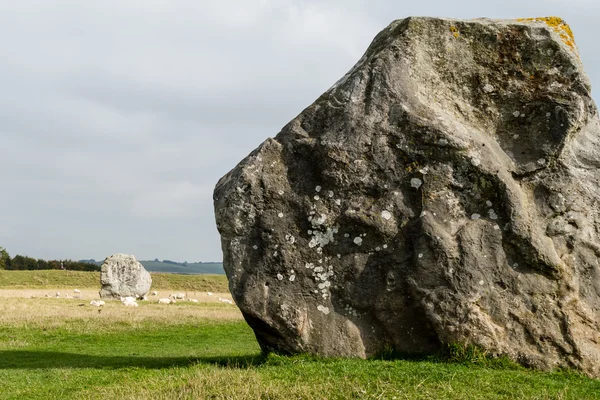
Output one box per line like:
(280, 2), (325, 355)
(1, 309), (599, 399)
(1, 273), (599, 398)
(0, 270), (229, 292)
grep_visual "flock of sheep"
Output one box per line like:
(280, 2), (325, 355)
(42, 289), (234, 307)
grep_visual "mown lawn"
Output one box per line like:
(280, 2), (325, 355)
(1, 297), (599, 399)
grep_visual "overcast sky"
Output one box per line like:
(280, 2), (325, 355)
(0, 0), (597, 262)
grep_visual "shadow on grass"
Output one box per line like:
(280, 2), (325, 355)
(0, 351), (268, 370)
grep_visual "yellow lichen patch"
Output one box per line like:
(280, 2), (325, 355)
(517, 17), (576, 51)
(450, 25), (460, 38)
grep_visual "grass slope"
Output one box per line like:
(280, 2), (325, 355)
(0, 270), (229, 292)
(140, 261), (225, 274)
(0, 298), (599, 399)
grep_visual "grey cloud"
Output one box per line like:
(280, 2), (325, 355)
(0, 0), (597, 262)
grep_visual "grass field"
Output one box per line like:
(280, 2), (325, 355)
(0, 270), (229, 292)
(1, 271), (599, 399)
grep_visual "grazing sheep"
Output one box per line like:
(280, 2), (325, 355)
(218, 298), (233, 305)
(172, 293), (186, 300)
(151, 291), (158, 296)
(207, 292), (213, 296)
(189, 299), (198, 303)
(73, 289), (81, 293)
(90, 300), (105, 307)
(45, 294), (50, 298)
(122, 298), (138, 307)
(157, 297), (173, 304)
(55, 292), (60, 298)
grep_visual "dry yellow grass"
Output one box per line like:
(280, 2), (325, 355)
(0, 291), (242, 330)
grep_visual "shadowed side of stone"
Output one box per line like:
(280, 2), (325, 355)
(99, 254), (152, 299)
(214, 16), (600, 376)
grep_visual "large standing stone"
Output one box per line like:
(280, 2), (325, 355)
(214, 17), (600, 376)
(99, 254), (152, 299)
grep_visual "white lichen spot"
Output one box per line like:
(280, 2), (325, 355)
(278, 190), (284, 195)
(513, 263), (519, 268)
(305, 262), (314, 269)
(520, 113), (526, 118)
(383, 184), (388, 189)
(471, 213), (481, 220)
(513, 134), (519, 139)
(289, 275), (296, 282)
(449, 268), (454, 274)
(353, 237), (363, 245)
(393, 191), (399, 196)
(315, 186), (322, 192)
(273, 251), (278, 257)
(327, 190), (334, 198)
(488, 209), (498, 220)
(420, 211), (426, 218)
(486, 200), (493, 207)
(277, 273), (283, 281)
(438, 138), (448, 146)
(381, 210), (392, 220)
(253, 245), (258, 250)
(537, 158), (546, 166)
(411, 178), (423, 189)
(375, 247), (381, 252)
(513, 111), (520, 117)
(479, 280), (485, 286)
(335, 199), (341, 206)
(546, 112), (551, 117)
(418, 253), (423, 259)
(285, 234), (296, 245)
(483, 84), (495, 93)
(337, 254), (341, 258)
(314, 195), (320, 201)
(493, 224), (500, 230)
(344, 233), (350, 238)
(383, 244), (388, 249)
(471, 158), (481, 167)
(278, 212), (284, 218)
(317, 305), (330, 315)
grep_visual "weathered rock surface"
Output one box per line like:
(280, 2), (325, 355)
(99, 254), (151, 299)
(214, 17), (600, 376)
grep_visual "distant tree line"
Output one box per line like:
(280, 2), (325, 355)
(0, 246), (100, 271)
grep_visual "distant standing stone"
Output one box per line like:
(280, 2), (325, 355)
(99, 254), (152, 299)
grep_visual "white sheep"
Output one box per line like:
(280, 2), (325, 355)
(120, 296), (138, 307)
(189, 299), (199, 303)
(73, 289), (81, 293)
(172, 293), (186, 300)
(207, 292), (213, 296)
(157, 297), (173, 304)
(90, 300), (105, 307)
(218, 298), (233, 305)
(151, 291), (158, 296)
(55, 292), (60, 298)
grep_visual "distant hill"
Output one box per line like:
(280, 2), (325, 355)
(79, 259), (225, 275)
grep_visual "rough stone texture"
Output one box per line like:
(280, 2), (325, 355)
(214, 17), (600, 376)
(99, 254), (152, 299)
